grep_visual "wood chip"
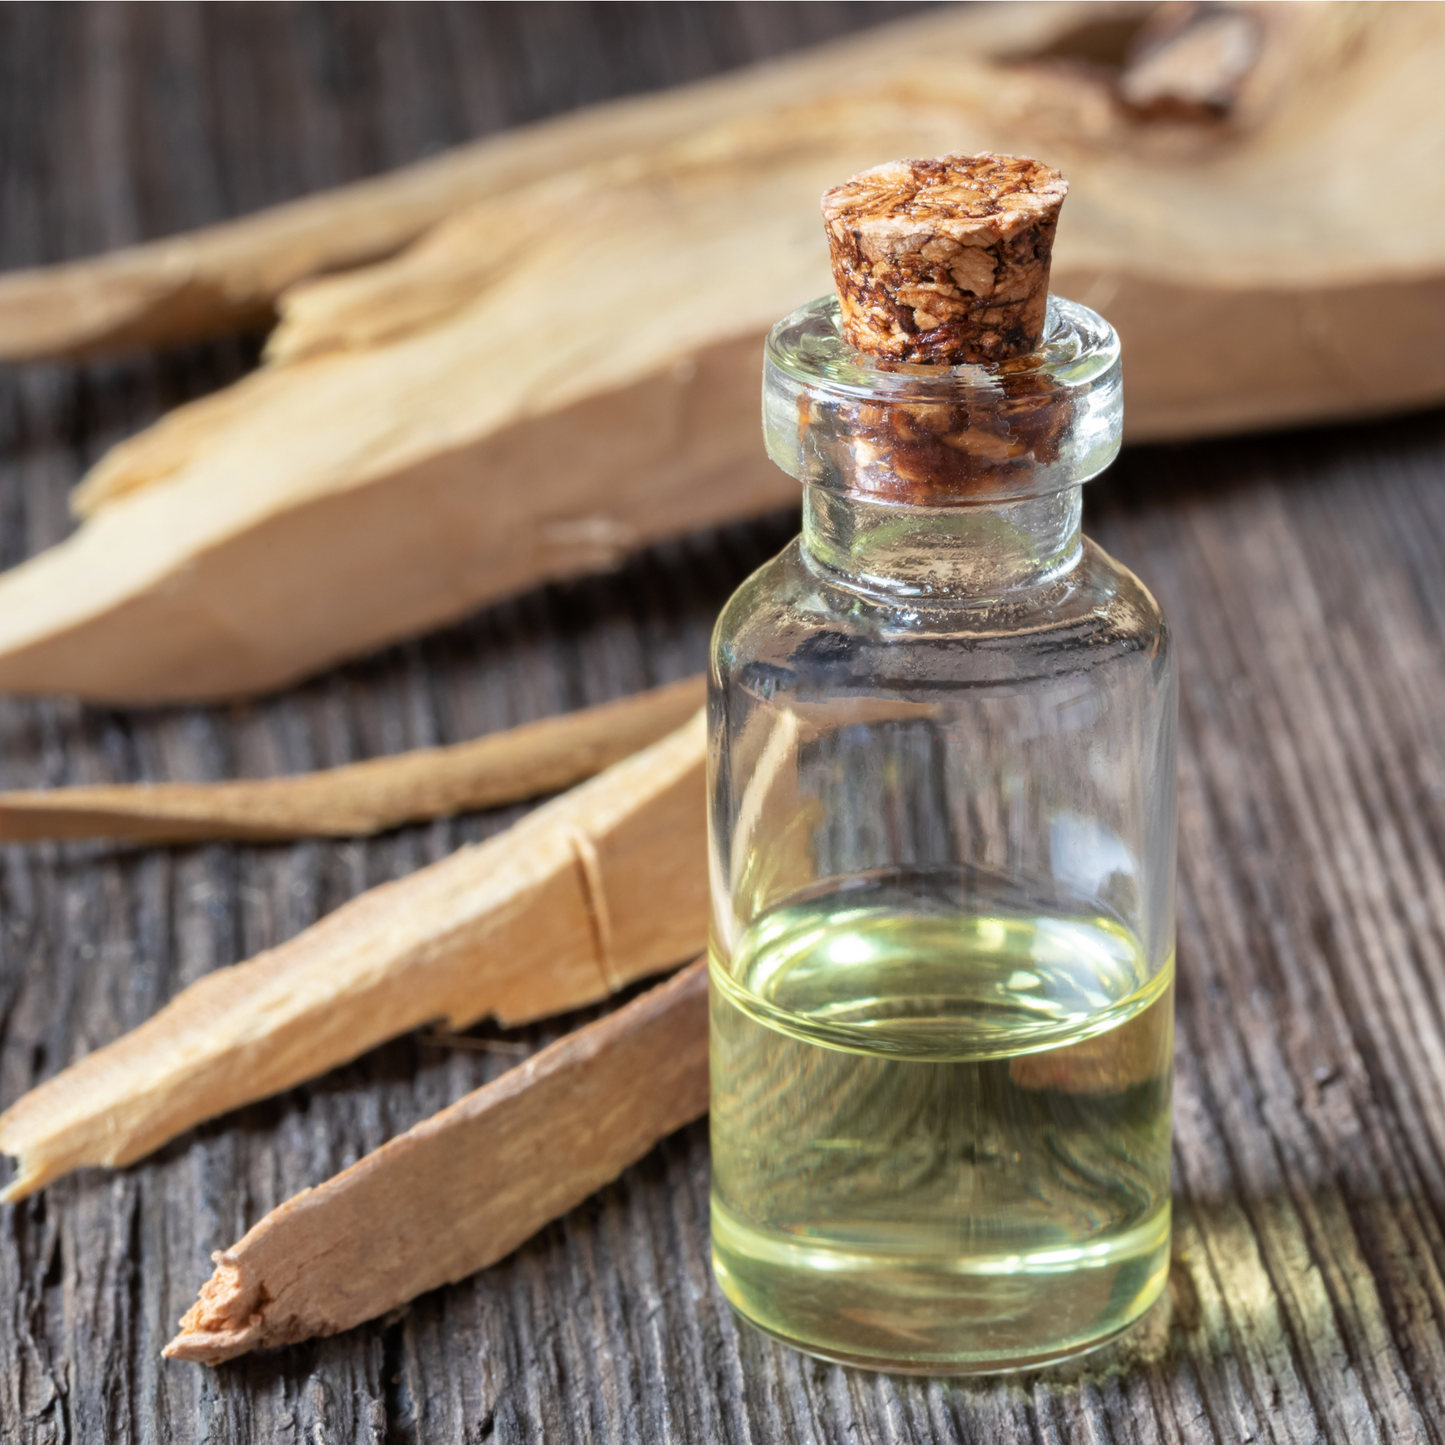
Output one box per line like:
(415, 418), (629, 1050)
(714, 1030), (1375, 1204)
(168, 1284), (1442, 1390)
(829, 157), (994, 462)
(0, 674), (702, 843)
(164, 958), (709, 1365)
(0, 712), (706, 1202)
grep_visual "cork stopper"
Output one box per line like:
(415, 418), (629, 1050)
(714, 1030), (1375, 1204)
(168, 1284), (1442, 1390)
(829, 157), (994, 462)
(822, 153), (1068, 366)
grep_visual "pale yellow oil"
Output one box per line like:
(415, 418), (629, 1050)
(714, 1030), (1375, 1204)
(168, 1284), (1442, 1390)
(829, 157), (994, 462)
(710, 872), (1173, 1373)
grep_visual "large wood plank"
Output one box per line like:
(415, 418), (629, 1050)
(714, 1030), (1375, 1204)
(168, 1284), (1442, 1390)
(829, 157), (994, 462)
(2, 5), (1445, 1441)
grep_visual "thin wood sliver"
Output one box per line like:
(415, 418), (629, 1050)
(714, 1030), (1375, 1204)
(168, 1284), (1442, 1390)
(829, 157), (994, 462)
(0, 674), (703, 844)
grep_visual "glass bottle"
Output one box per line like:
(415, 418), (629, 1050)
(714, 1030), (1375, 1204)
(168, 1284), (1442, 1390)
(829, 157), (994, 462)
(707, 293), (1176, 1374)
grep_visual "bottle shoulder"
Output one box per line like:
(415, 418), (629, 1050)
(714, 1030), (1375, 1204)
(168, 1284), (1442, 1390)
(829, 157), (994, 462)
(712, 535), (1171, 697)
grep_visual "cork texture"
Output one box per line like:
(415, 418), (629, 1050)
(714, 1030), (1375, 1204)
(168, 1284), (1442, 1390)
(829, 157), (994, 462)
(822, 153), (1067, 364)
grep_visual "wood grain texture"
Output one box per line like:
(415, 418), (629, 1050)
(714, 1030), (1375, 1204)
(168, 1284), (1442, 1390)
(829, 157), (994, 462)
(2, 4), (1444, 1441)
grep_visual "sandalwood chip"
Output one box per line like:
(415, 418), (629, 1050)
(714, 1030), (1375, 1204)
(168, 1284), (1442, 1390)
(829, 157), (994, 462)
(822, 152), (1067, 364)
(163, 960), (710, 1365)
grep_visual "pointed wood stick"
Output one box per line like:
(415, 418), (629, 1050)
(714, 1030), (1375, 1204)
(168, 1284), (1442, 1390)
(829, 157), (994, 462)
(163, 958), (708, 1365)
(0, 712), (707, 1202)
(0, 674), (702, 843)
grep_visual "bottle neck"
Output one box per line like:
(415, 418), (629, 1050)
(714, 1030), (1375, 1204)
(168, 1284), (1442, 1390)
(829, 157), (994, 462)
(801, 485), (1084, 603)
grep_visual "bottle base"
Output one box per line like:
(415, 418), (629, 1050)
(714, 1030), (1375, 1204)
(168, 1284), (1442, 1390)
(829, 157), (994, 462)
(712, 1197), (1171, 1376)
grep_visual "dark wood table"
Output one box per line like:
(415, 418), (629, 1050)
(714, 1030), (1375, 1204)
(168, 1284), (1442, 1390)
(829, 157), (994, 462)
(3, 5), (1444, 1440)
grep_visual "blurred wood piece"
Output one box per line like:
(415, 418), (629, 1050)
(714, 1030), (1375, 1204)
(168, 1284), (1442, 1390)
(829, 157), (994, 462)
(0, 673), (702, 842)
(0, 16), (939, 361)
(0, 712), (706, 1201)
(0, 3), (1441, 703)
(163, 959), (709, 1365)
(0, 10), (979, 362)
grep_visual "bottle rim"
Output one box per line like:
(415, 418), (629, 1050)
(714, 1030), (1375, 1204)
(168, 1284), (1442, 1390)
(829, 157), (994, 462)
(762, 295), (1123, 504)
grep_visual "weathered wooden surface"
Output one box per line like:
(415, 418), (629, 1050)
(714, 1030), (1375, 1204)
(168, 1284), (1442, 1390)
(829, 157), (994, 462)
(2, 4), (1445, 1441)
